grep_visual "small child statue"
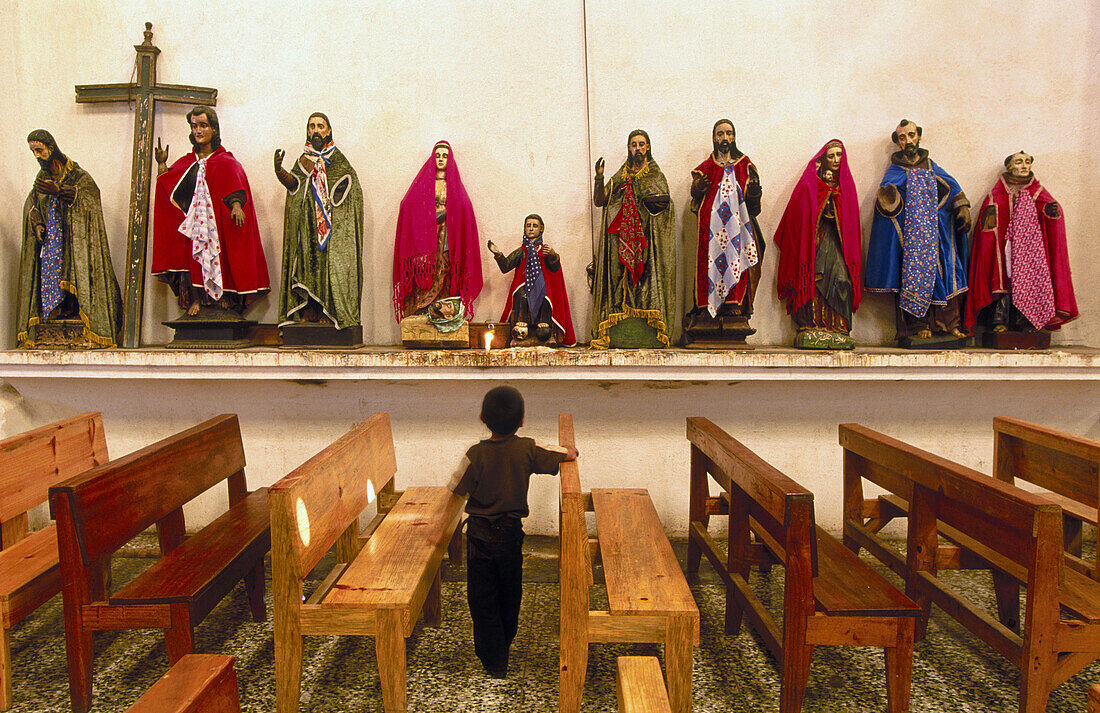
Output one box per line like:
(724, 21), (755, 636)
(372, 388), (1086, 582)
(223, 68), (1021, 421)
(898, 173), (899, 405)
(487, 214), (576, 346)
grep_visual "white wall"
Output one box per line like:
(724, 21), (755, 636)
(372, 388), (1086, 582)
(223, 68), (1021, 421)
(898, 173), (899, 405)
(1, 1), (1096, 347)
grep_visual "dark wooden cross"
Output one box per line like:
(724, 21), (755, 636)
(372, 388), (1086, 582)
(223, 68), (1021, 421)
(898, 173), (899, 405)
(75, 22), (218, 348)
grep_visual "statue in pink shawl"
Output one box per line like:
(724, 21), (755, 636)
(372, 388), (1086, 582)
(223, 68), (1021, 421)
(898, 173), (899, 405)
(773, 140), (863, 349)
(392, 141), (482, 325)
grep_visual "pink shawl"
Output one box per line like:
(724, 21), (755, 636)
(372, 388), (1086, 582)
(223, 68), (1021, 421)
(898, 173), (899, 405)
(773, 139), (862, 314)
(392, 140), (482, 320)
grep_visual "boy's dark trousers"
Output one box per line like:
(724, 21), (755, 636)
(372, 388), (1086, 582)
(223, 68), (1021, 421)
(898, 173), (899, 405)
(465, 514), (524, 674)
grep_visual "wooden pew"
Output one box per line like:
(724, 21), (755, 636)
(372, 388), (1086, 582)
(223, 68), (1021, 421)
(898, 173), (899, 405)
(558, 414), (698, 713)
(270, 413), (464, 713)
(125, 654), (239, 713)
(686, 417), (918, 713)
(841, 422), (1100, 713)
(1090, 683), (1100, 713)
(0, 412), (108, 711)
(617, 656), (672, 713)
(992, 417), (1100, 576)
(49, 415), (269, 713)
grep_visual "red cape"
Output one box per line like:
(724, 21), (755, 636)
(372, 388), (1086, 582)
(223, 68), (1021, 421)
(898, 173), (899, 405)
(151, 147), (269, 295)
(499, 246), (576, 346)
(692, 154), (755, 307)
(965, 175), (1077, 329)
(773, 140), (863, 315)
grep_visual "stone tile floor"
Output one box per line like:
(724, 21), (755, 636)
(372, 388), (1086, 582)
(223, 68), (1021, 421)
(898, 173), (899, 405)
(6, 535), (1099, 711)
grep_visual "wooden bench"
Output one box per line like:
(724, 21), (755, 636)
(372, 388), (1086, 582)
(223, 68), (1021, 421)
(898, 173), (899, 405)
(686, 417), (918, 713)
(558, 414), (698, 713)
(1090, 683), (1100, 713)
(617, 656), (672, 713)
(993, 417), (1100, 577)
(270, 413), (464, 713)
(49, 415), (270, 713)
(125, 654), (239, 713)
(0, 412), (109, 711)
(841, 422), (1100, 713)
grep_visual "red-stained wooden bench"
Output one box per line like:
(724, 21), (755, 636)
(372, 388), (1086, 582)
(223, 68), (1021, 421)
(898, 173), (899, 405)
(125, 654), (239, 713)
(49, 414), (269, 713)
(0, 412), (108, 711)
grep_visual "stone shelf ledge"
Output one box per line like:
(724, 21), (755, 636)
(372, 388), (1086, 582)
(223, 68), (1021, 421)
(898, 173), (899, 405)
(0, 346), (1096, 381)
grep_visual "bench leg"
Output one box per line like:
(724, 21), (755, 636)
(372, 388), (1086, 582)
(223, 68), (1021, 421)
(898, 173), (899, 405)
(423, 569), (442, 628)
(664, 616), (693, 713)
(991, 570), (1021, 633)
(448, 524), (463, 565)
(244, 559), (267, 622)
(780, 625), (813, 713)
(165, 603), (195, 664)
(376, 609), (407, 713)
(274, 624), (302, 713)
(61, 600), (94, 713)
(559, 626), (587, 713)
(885, 617), (915, 713)
(0, 627), (11, 711)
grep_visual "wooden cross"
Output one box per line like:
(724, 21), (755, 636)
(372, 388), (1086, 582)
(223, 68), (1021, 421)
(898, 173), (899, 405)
(75, 22), (218, 348)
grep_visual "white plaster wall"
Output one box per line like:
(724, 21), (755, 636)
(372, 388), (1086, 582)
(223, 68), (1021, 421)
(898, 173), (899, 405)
(1, 1), (1096, 347)
(1, 378), (1096, 535)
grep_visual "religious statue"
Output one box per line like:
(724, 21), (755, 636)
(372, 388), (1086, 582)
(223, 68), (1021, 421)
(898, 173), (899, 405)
(865, 120), (971, 348)
(273, 112), (363, 346)
(152, 106), (269, 346)
(965, 151), (1077, 348)
(393, 141), (482, 347)
(590, 129), (675, 349)
(16, 130), (123, 349)
(682, 120), (765, 348)
(487, 214), (576, 347)
(773, 140), (863, 349)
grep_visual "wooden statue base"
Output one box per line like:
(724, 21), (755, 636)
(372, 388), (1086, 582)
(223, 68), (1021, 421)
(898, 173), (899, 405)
(897, 333), (971, 350)
(25, 320), (109, 350)
(164, 307), (256, 350)
(400, 315), (469, 349)
(980, 330), (1051, 350)
(280, 323), (363, 348)
(682, 310), (754, 349)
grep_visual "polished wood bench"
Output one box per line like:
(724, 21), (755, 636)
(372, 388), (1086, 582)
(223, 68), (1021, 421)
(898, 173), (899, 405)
(686, 417), (918, 713)
(841, 422), (1100, 713)
(0, 412), (109, 711)
(271, 413), (464, 713)
(1090, 683), (1100, 713)
(992, 417), (1100, 577)
(125, 654), (239, 713)
(49, 415), (269, 713)
(617, 656), (672, 713)
(558, 414), (698, 713)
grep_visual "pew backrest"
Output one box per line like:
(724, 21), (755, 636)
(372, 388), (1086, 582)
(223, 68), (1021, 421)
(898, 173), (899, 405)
(49, 415), (245, 568)
(993, 417), (1100, 510)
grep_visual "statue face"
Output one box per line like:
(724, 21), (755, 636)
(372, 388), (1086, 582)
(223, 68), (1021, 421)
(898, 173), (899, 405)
(1007, 152), (1033, 178)
(524, 218), (542, 238)
(894, 122), (920, 157)
(190, 112), (215, 148)
(824, 145), (843, 171)
(628, 134), (649, 164)
(434, 145), (450, 171)
(307, 116), (331, 142)
(28, 140), (52, 168)
(713, 122), (735, 155)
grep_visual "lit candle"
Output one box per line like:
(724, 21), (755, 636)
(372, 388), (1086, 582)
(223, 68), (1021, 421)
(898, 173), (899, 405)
(483, 328), (494, 353)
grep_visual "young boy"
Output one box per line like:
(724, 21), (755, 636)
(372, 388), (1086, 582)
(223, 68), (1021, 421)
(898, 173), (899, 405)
(449, 385), (578, 678)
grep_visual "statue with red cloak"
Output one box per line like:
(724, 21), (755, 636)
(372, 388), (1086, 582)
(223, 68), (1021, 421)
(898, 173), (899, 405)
(773, 140), (863, 349)
(683, 119), (764, 347)
(152, 106), (269, 334)
(965, 151), (1077, 348)
(487, 214), (576, 347)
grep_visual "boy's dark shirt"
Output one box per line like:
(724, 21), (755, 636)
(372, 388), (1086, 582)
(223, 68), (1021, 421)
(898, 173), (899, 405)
(454, 435), (567, 520)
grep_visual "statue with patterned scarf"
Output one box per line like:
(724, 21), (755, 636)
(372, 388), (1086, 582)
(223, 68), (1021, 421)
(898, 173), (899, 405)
(274, 112), (363, 345)
(590, 129), (676, 349)
(17, 130), (122, 349)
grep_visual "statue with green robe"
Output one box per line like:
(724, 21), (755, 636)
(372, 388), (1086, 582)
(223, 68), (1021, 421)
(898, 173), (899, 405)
(17, 130), (122, 348)
(590, 129), (676, 348)
(274, 112), (363, 343)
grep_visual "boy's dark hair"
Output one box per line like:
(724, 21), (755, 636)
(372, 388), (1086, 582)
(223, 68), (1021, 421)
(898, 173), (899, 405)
(481, 386), (524, 436)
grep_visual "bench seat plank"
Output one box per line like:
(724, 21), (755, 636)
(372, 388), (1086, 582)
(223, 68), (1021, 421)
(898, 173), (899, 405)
(324, 486), (463, 609)
(813, 526), (920, 617)
(125, 653), (239, 713)
(593, 489), (696, 618)
(0, 526), (61, 628)
(616, 656), (672, 713)
(110, 489), (269, 605)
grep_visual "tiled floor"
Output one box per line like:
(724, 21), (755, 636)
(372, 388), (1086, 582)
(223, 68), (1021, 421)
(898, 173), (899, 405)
(7, 536), (1099, 712)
